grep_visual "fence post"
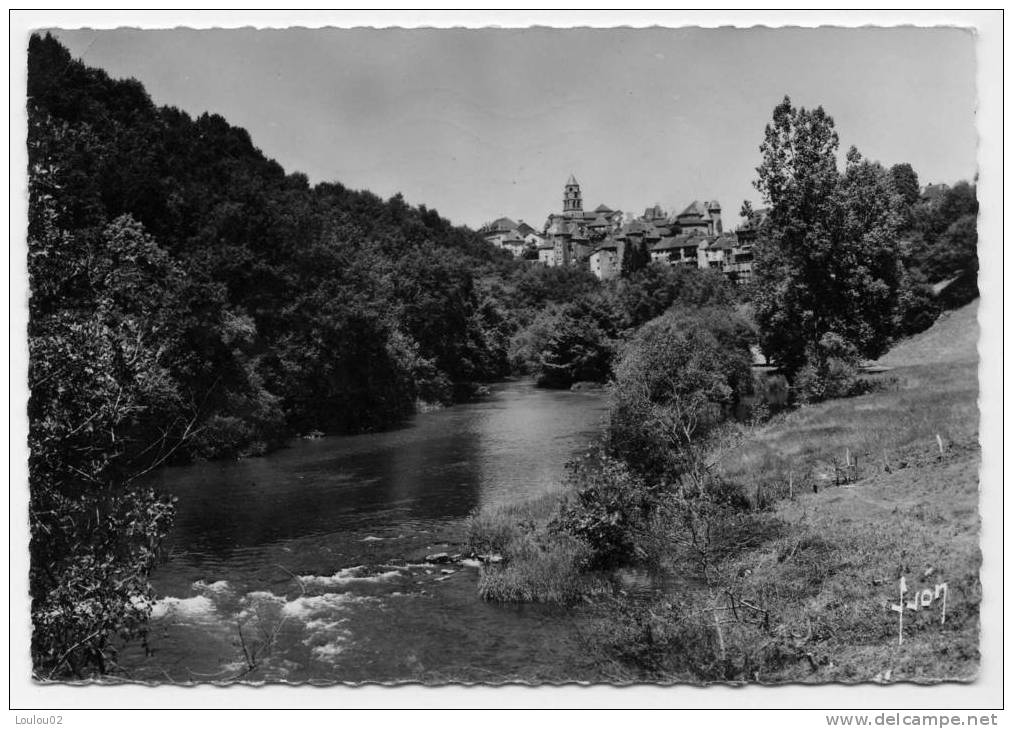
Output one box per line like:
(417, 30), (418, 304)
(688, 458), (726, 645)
(714, 610), (726, 662)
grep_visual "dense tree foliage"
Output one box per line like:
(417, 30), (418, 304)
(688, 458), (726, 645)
(26, 33), (522, 677)
(890, 163), (921, 211)
(902, 181), (979, 285)
(611, 264), (734, 330)
(507, 263), (738, 389)
(751, 97), (905, 377)
(534, 295), (619, 388)
(882, 168), (978, 334)
(749, 96), (977, 385)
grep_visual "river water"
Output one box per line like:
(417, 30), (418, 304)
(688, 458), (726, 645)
(121, 380), (610, 684)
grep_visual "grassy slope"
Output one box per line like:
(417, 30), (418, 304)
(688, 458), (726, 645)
(709, 300), (980, 682)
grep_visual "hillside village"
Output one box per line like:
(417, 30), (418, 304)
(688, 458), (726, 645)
(479, 175), (763, 283)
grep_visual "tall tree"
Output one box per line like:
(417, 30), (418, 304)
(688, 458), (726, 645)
(751, 96), (903, 376)
(890, 163), (921, 209)
(620, 237), (650, 278)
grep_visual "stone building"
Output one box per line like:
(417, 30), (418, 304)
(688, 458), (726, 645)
(649, 232), (707, 268)
(480, 217), (544, 258)
(589, 240), (624, 280)
(542, 175), (624, 268)
(673, 200), (723, 236)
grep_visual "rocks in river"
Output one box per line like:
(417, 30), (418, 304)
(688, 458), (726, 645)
(413, 550), (502, 570)
(570, 381), (604, 392)
(440, 569), (455, 575)
(429, 551), (502, 565)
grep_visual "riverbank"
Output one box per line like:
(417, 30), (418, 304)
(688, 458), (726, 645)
(470, 301), (980, 683)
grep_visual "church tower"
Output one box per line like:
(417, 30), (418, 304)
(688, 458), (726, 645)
(707, 200), (723, 235)
(563, 174), (583, 216)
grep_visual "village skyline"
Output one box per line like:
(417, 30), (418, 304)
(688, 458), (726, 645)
(49, 26), (977, 230)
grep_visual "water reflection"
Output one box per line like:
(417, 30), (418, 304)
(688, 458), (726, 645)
(151, 380), (605, 559)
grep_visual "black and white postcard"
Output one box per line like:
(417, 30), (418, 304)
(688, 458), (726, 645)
(9, 9), (1003, 720)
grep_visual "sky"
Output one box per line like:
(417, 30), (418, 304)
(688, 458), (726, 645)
(50, 26), (978, 230)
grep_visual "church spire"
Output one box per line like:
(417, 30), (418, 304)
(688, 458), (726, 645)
(563, 174), (583, 215)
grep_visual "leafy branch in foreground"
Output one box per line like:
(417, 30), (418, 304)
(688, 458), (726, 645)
(28, 150), (191, 678)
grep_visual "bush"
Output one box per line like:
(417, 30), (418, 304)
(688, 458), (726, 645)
(464, 509), (524, 556)
(920, 213), (978, 284)
(936, 268), (979, 310)
(793, 332), (865, 404)
(607, 307), (754, 481)
(553, 452), (657, 568)
(477, 530), (604, 604)
(465, 482), (609, 604)
(894, 277), (942, 337)
(586, 590), (800, 683)
(737, 371), (790, 423)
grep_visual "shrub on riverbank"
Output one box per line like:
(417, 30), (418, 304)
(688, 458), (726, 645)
(476, 531), (607, 604)
(473, 303), (757, 602)
(465, 483), (610, 604)
(606, 307), (754, 482)
(464, 484), (568, 556)
(553, 452), (656, 569)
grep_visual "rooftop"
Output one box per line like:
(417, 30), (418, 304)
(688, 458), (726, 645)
(676, 200), (709, 219)
(651, 234), (707, 252)
(488, 216), (518, 231)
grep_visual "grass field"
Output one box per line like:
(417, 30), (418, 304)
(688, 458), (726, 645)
(713, 301), (979, 501)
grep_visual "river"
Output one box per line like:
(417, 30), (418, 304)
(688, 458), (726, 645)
(120, 379), (610, 684)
